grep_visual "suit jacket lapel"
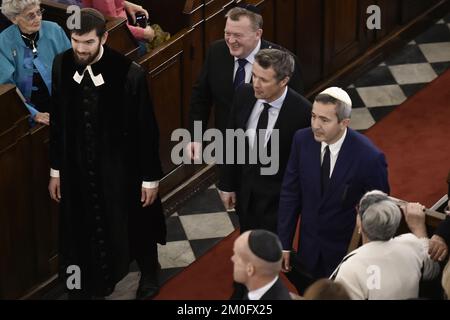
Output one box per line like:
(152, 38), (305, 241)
(320, 130), (355, 204)
(240, 95), (257, 130)
(224, 53), (235, 98)
(269, 89), (292, 146)
(311, 140), (323, 202)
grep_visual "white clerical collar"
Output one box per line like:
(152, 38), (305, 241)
(248, 276), (278, 300)
(321, 128), (347, 156)
(234, 39), (261, 65)
(73, 45), (105, 87)
(256, 86), (288, 110)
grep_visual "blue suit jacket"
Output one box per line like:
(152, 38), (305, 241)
(277, 127), (389, 277)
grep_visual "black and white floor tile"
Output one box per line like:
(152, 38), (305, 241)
(349, 14), (450, 131)
(44, 13), (450, 299)
(153, 13), (450, 287)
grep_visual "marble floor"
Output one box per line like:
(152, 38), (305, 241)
(154, 13), (450, 290)
(347, 14), (450, 131)
(43, 13), (450, 300)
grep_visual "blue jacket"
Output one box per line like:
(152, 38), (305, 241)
(0, 20), (71, 118)
(277, 128), (390, 278)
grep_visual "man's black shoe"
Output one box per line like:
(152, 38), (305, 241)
(136, 273), (159, 300)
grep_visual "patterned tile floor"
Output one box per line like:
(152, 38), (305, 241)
(348, 15), (450, 131)
(156, 13), (450, 286)
(43, 13), (450, 299)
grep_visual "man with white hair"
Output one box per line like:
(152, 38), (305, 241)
(277, 87), (390, 289)
(330, 199), (439, 299)
(231, 229), (292, 300)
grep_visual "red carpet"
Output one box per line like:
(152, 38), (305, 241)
(155, 229), (297, 300)
(155, 69), (450, 300)
(365, 69), (450, 207)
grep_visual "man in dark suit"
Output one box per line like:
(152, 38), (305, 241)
(218, 48), (311, 234)
(277, 87), (390, 284)
(232, 229), (292, 300)
(187, 6), (304, 160)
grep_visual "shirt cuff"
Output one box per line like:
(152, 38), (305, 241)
(282, 250), (291, 253)
(142, 181), (159, 189)
(50, 168), (60, 178)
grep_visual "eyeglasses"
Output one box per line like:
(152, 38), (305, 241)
(21, 8), (45, 22)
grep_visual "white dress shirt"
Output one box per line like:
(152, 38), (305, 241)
(50, 45), (158, 188)
(73, 45), (105, 86)
(233, 40), (261, 84)
(248, 276), (279, 300)
(321, 128), (347, 178)
(246, 86), (288, 148)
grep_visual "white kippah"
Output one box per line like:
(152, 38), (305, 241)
(319, 87), (352, 108)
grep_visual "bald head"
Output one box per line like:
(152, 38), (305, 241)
(231, 230), (282, 286)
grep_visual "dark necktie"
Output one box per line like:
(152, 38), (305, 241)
(254, 103), (271, 150)
(321, 146), (331, 195)
(233, 59), (248, 90)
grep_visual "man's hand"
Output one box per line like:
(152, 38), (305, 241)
(124, 1), (149, 23)
(186, 142), (202, 162)
(141, 186), (158, 207)
(49, 177), (61, 202)
(281, 251), (291, 273)
(401, 202), (427, 238)
(34, 112), (50, 125)
(429, 234), (448, 262)
(219, 190), (236, 210)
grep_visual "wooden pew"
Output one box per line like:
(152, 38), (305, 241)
(40, 0), (140, 59)
(2, 0), (449, 299)
(0, 85), (58, 299)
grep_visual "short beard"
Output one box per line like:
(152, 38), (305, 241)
(73, 44), (101, 67)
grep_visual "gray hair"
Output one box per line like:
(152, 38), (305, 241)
(361, 200), (401, 241)
(225, 7), (263, 31)
(359, 190), (389, 216)
(255, 48), (295, 82)
(1, 0), (40, 20)
(314, 94), (351, 122)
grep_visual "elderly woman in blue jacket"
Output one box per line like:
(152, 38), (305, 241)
(0, 0), (71, 125)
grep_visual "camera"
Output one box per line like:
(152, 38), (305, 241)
(135, 12), (147, 28)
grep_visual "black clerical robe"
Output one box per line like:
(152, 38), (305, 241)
(50, 46), (166, 296)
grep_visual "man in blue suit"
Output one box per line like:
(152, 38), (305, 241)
(277, 87), (390, 284)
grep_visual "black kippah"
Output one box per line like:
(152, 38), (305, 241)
(248, 230), (282, 262)
(80, 8), (106, 23)
(237, 3), (261, 15)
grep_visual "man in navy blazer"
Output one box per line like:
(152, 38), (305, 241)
(277, 87), (390, 282)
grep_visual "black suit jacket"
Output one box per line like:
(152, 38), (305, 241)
(189, 39), (304, 136)
(241, 278), (292, 300)
(261, 278), (293, 300)
(218, 84), (311, 232)
(435, 216), (450, 244)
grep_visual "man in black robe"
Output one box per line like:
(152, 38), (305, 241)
(48, 8), (166, 300)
